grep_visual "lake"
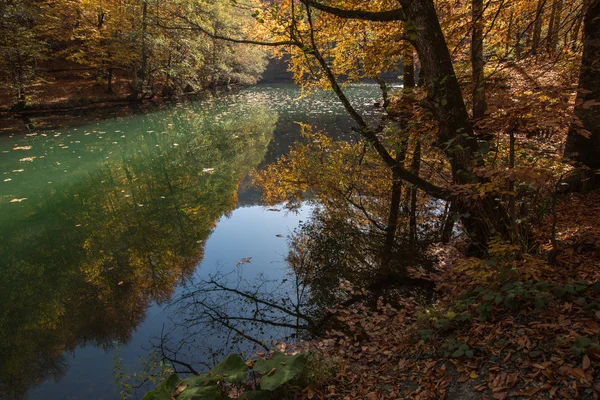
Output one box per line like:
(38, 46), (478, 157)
(0, 83), (383, 400)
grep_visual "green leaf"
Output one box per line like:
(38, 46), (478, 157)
(238, 391), (272, 400)
(465, 350), (474, 359)
(451, 349), (464, 358)
(418, 329), (434, 340)
(144, 374), (181, 400)
(441, 98), (448, 106)
(534, 295), (548, 311)
(178, 386), (222, 400)
(142, 391), (156, 400)
(253, 352), (307, 391)
(552, 286), (566, 298)
(434, 319), (450, 330)
(209, 354), (248, 383)
(181, 374), (216, 387)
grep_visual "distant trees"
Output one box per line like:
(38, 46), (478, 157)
(0, 0), (268, 105)
(0, 1), (46, 107)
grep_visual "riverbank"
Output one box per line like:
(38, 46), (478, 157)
(302, 190), (600, 399)
(0, 59), (248, 136)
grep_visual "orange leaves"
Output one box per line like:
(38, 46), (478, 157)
(582, 354), (591, 370)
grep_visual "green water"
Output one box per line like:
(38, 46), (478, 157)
(0, 83), (382, 399)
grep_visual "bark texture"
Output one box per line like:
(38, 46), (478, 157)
(564, 0), (600, 177)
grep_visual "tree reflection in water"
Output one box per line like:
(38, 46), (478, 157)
(155, 127), (450, 378)
(0, 104), (277, 399)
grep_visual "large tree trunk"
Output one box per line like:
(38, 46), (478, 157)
(471, 0), (487, 119)
(564, 0), (600, 187)
(399, 0), (481, 185)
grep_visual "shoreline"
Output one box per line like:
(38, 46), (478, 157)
(0, 84), (246, 136)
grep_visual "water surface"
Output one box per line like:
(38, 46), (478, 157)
(0, 83), (382, 399)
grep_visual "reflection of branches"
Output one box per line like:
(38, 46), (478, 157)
(159, 324), (200, 375)
(204, 280), (313, 327)
(156, 268), (314, 373)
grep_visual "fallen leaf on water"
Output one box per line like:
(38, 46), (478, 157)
(236, 257), (252, 267)
(10, 198), (27, 203)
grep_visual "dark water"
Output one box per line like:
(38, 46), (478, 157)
(0, 83), (383, 400)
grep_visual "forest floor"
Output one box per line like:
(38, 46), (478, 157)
(0, 59), (132, 111)
(298, 60), (600, 399)
(302, 190), (600, 399)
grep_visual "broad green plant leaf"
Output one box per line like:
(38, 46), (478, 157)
(209, 353), (249, 383)
(178, 385), (222, 400)
(237, 391), (272, 400)
(143, 374), (182, 400)
(252, 352), (307, 391)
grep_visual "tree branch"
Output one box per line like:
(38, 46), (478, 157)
(299, 0), (406, 21)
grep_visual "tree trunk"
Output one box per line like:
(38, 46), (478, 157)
(107, 67), (113, 93)
(400, 0), (481, 185)
(409, 140), (421, 248)
(564, 0), (600, 188)
(441, 201), (457, 243)
(515, 29), (523, 60)
(471, 0), (487, 119)
(505, 11), (513, 57)
(375, 76), (390, 108)
(571, 0), (588, 51)
(383, 136), (409, 258)
(140, 0), (148, 95)
(402, 40), (416, 88)
(546, 0), (563, 53)
(532, 0), (546, 53)
(132, 0), (148, 99)
(384, 170), (403, 257)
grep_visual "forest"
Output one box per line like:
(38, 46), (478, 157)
(1, 0), (600, 399)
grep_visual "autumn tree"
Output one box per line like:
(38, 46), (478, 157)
(0, 1), (46, 106)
